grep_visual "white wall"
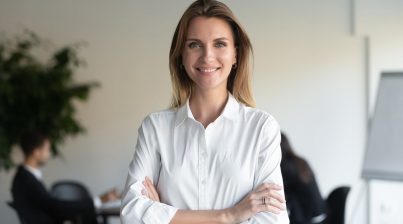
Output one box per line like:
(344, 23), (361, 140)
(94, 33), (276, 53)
(1, 1), (402, 224)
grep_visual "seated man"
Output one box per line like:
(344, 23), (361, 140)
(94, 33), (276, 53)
(11, 130), (119, 224)
(280, 132), (326, 224)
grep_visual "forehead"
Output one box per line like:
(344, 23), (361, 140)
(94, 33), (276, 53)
(187, 16), (234, 41)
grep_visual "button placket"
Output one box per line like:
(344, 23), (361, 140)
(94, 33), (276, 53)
(198, 127), (209, 209)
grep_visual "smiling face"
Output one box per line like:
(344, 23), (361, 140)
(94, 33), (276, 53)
(182, 16), (237, 92)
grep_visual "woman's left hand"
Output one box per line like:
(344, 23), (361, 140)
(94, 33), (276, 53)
(141, 176), (160, 202)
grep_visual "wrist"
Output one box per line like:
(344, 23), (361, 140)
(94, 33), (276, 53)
(220, 208), (235, 224)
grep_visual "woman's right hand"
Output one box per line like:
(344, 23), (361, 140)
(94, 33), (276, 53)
(225, 183), (286, 223)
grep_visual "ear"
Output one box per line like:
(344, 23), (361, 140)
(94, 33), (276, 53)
(233, 46), (238, 64)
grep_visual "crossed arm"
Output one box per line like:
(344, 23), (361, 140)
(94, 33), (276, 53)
(141, 176), (286, 224)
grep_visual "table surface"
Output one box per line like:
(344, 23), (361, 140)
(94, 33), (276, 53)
(97, 200), (120, 217)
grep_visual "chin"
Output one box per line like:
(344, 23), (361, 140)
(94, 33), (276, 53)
(189, 72), (229, 92)
(38, 161), (47, 167)
(194, 80), (228, 91)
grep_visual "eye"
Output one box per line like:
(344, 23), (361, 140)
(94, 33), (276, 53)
(215, 41), (227, 48)
(188, 42), (201, 49)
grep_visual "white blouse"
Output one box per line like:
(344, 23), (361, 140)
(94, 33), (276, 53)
(121, 93), (289, 224)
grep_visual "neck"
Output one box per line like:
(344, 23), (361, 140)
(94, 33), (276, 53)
(189, 87), (229, 128)
(24, 157), (39, 169)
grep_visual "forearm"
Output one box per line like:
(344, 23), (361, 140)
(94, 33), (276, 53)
(171, 209), (233, 224)
(140, 176), (286, 224)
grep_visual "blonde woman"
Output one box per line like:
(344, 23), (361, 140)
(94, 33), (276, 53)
(121, 0), (289, 223)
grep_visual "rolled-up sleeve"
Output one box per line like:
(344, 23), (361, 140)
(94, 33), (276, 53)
(246, 116), (290, 224)
(120, 116), (178, 224)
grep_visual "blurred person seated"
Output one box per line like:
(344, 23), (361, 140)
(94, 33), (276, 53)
(280, 132), (326, 224)
(11, 130), (120, 224)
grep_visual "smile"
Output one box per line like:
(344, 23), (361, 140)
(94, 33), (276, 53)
(196, 67), (221, 73)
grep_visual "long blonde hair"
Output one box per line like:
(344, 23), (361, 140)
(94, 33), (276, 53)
(169, 0), (255, 109)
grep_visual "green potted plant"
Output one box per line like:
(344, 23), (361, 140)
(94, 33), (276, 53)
(0, 30), (99, 170)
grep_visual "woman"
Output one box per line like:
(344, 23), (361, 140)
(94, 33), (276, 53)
(280, 133), (326, 224)
(121, 0), (289, 223)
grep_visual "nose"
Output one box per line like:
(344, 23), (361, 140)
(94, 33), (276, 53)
(200, 45), (215, 63)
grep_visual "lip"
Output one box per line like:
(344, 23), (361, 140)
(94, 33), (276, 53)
(196, 67), (221, 73)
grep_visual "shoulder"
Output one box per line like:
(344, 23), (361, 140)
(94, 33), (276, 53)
(239, 105), (281, 149)
(241, 104), (280, 130)
(14, 165), (30, 180)
(12, 165), (36, 190)
(139, 108), (177, 129)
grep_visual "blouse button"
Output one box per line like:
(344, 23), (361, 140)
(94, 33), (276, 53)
(202, 151), (208, 157)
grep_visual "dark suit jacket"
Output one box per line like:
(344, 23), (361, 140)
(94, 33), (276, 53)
(281, 160), (326, 224)
(11, 165), (96, 224)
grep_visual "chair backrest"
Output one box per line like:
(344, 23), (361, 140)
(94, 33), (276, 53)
(51, 181), (91, 201)
(7, 201), (27, 224)
(51, 181), (95, 224)
(326, 186), (351, 224)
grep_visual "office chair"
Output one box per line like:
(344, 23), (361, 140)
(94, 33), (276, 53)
(325, 186), (351, 224)
(7, 201), (28, 224)
(51, 181), (93, 224)
(51, 181), (92, 201)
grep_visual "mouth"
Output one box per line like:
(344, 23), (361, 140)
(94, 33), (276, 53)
(196, 67), (221, 73)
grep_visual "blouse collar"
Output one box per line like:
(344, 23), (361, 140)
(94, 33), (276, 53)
(23, 164), (43, 180)
(175, 92), (240, 127)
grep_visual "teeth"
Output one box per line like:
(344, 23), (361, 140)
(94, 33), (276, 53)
(199, 68), (218, 72)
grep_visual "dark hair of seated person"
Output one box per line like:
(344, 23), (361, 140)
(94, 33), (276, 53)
(20, 130), (49, 157)
(280, 132), (326, 224)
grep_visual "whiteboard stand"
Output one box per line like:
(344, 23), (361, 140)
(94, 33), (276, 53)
(361, 72), (403, 224)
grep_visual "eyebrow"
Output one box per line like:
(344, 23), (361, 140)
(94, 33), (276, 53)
(186, 37), (230, 42)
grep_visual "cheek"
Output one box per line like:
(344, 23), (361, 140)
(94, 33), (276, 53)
(220, 50), (236, 64)
(41, 149), (50, 159)
(182, 51), (198, 67)
(223, 50), (236, 64)
(182, 53), (199, 77)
